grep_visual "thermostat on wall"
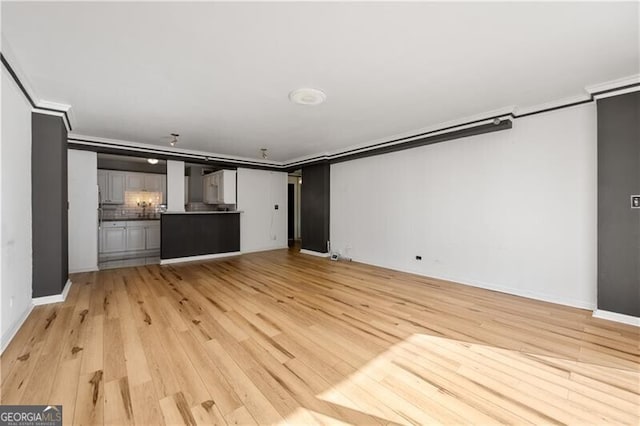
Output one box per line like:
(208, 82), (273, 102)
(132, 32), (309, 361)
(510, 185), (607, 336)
(632, 195), (640, 209)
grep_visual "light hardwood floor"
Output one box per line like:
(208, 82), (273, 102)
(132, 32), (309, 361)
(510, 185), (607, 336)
(1, 248), (638, 425)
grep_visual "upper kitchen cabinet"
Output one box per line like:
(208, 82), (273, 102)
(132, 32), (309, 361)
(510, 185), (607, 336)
(125, 172), (163, 192)
(145, 174), (163, 192)
(98, 170), (125, 204)
(125, 173), (145, 191)
(203, 170), (236, 204)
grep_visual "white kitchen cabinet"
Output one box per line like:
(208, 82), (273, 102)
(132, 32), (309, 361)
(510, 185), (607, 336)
(219, 170), (236, 204)
(126, 173), (145, 191)
(126, 172), (163, 193)
(101, 224), (127, 253)
(145, 224), (161, 250)
(145, 174), (163, 192)
(126, 225), (146, 251)
(98, 170), (126, 204)
(99, 220), (160, 255)
(203, 170), (236, 204)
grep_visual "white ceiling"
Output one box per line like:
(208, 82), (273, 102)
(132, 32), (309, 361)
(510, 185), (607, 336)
(2, 1), (638, 162)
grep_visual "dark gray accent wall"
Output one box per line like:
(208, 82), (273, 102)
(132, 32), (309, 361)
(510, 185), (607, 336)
(32, 113), (68, 298)
(301, 162), (330, 253)
(597, 91), (640, 317)
(97, 157), (167, 174)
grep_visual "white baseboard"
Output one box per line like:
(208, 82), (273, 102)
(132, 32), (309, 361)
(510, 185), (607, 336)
(33, 279), (72, 306)
(300, 249), (330, 258)
(348, 257), (596, 311)
(241, 245), (289, 254)
(69, 265), (99, 274)
(160, 251), (242, 265)
(0, 304), (34, 354)
(592, 309), (640, 327)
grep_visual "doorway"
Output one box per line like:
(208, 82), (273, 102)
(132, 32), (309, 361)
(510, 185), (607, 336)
(287, 170), (302, 248)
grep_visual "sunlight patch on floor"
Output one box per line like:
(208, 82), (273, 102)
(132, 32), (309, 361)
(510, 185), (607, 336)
(309, 333), (640, 425)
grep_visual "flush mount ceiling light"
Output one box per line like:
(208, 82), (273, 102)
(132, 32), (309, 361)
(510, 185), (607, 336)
(169, 133), (180, 147)
(289, 88), (326, 106)
(147, 158), (159, 165)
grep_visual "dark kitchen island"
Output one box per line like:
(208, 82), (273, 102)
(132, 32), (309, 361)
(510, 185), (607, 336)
(160, 211), (241, 264)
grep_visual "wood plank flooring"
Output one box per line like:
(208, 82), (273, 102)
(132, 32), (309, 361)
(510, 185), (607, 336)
(1, 248), (638, 425)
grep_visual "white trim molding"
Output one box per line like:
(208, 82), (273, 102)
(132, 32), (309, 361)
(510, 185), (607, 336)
(160, 251), (242, 265)
(69, 133), (281, 168)
(299, 249), (331, 258)
(0, 304), (34, 354)
(33, 279), (72, 306)
(241, 246), (289, 255)
(69, 266), (99, 274)
(585, 74), (640, 96)
(592, 310), (640, 327)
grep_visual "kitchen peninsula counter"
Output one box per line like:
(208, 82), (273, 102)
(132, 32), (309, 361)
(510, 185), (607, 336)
(160, 211), (241, 263)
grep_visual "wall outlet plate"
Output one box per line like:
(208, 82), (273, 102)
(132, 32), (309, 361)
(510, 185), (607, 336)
(632, 195), (640, 209)
(330, 253), (339, 261)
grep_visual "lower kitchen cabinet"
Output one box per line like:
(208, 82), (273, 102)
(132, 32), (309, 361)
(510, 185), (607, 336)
(100, 220), (160, 256)
(101, 224), (127, 253)
(126, 225), (146, 251)
(145, 224), (161, 250)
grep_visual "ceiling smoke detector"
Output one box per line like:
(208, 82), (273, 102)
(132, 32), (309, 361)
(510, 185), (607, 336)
(169, 133), (180, 146)
(289, 88), (326, 106)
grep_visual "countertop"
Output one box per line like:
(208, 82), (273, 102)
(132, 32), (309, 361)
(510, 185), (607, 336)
(162, 211), (243, 215)
(103, 216), (161, 222)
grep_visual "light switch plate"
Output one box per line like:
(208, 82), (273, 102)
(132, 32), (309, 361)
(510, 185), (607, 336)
(632, 195), (640, 209)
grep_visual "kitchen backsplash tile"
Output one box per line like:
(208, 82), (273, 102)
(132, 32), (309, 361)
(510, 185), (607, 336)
(103, 191), (163, 219)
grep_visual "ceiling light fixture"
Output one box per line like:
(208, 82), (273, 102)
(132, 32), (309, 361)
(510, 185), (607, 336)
(147, 158), (159, 165)
(260, 148), (268, 159)
(289, 88), (326, 106)
(169, 133), (180, 146)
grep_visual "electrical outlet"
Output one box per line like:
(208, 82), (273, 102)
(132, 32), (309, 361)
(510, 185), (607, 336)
(274, 204), (279, 210)
(415, 255), (422, 260)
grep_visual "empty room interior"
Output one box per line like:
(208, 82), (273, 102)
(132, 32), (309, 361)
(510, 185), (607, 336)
(1, 1), (639, 425)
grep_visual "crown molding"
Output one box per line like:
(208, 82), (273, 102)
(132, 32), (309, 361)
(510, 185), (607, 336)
(68, 133), (284, 169)
(514, 93), (592, 117)
(0, 36), (39, 105)
(1, 40), (74, 131)
(4, 34), (637, 168)
(585, 74), (640, 95)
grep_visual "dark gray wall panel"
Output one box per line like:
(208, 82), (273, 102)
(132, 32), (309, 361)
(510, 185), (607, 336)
(161, 213), (240, 259)
(301, 162), (330, 253)
(32, 113), (68, 298)
(97, 158), (167, 174)
(597, 92), (640, 317)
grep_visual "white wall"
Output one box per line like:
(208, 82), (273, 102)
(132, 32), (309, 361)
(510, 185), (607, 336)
(1, 66), (34, 351)
(237, 168), (287, 253)
(68, 149), (98, 273)
(166, 160), (185, 212)
(331, 104), (597, 309)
